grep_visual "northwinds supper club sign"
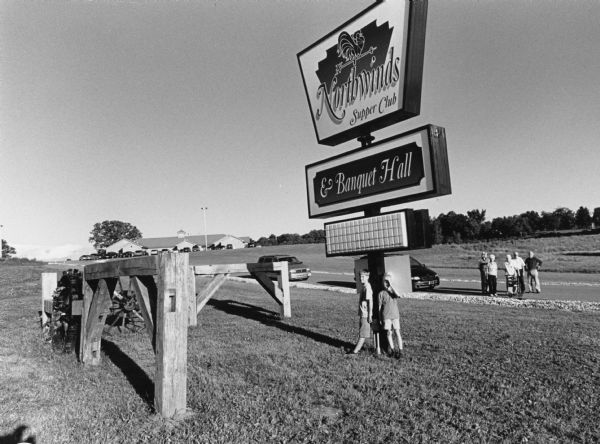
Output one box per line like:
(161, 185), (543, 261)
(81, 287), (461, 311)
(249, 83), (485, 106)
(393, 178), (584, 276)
(297, 0), (427, 146)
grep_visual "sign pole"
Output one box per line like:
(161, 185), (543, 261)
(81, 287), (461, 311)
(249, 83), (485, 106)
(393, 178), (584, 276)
(359, 134), (385, 354)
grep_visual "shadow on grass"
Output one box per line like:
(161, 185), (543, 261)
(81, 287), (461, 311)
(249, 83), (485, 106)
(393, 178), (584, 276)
(316, 280), (355, 289)
(432, 287), (487, 296)
(101, 339), (154, 410)
(0, 425), (36, 444)
(208, 299), (353, 350)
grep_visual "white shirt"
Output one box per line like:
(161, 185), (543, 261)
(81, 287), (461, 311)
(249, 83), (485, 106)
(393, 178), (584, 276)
(512, 256), (525, 271)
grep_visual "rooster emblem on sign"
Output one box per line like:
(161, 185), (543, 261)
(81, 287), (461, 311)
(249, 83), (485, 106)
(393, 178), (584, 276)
(335, 30), (377, 75)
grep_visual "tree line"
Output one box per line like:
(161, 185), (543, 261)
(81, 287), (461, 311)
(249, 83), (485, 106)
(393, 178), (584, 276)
(253, 206), (599, 247)
(432, 206), (600, 244)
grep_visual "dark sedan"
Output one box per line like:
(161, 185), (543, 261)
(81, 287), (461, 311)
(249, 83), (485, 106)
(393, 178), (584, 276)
(410, 257), (440, 290)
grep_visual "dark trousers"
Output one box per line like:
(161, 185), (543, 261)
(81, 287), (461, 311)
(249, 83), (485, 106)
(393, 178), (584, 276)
(480, 272), (488, 294)
(488, 275), (497, 295)
(516, 270), (525, 293)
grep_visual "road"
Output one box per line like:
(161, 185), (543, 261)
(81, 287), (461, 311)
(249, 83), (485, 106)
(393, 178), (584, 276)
(309, 268), (600, 303)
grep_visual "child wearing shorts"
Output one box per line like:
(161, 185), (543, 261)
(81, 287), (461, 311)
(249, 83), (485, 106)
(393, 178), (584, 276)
(378, 272), (403, 358)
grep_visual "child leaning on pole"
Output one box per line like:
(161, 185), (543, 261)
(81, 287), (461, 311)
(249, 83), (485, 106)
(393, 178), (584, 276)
(378, 272), (404, 358)
(347, 269), (379, 355)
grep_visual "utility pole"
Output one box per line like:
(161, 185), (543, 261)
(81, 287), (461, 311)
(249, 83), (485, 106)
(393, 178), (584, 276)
(201, 208), (208, 251)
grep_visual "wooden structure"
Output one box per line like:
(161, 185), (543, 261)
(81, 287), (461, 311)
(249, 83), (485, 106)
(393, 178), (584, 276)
(194, 261), (290, 318)
(37, 253), (291, 418)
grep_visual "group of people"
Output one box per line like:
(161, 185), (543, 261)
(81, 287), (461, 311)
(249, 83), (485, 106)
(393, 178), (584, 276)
(478, 250), (543, 297)
(347, 269), (404, 358)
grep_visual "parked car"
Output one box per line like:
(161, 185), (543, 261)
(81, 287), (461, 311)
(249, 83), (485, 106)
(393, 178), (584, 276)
(410, 257), (440, 290)
(180, 247), (191, 253)
(105, 251), (118, 259)
(79, 255), (91, 261)
(258, 255), (311, 281)
(132, 250), (148, 257)
(122, 251), (134, 258)
(89, 253), (100, 261)
(150, 249), (159, 256)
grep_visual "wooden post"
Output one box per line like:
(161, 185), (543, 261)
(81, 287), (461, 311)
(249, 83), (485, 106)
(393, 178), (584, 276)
(130, 276), (157, 352)
(187, 268), (197, 327)
(41, 273), (57, 327)
(155, 252), (189, 418)
(277, 261), (291, 318)
(80, 278), (116, 365)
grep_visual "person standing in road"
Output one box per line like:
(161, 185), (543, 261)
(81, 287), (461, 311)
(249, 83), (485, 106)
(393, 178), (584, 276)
(524, 251), (543, 293)
(512, 251), (526, 294)
(478, 252), (490, 295)
(504, 254), (517, 297)
(487, 254), (498, 297)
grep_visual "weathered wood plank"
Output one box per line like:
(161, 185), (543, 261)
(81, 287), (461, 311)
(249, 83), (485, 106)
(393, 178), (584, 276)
(277, 261), (291, 318)
(193, 262), (285, 275)
(83, 256), (158, 280)
(196, 274), (229, 315)
(81, 278), (116, 365)
(79, 276), (94, 361)
(155, 252), (188, 418)
(130, 276), (157, 353)
(41, 273), (57, 326)
(187, 269), (197, 327)
(252, 271), (279, 303)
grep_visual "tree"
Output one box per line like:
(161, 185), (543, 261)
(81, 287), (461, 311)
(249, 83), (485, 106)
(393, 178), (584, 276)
(1, 239), (16, 259)
(301, 229), (326, 244)
(520, 211), (542, 232)
(89, 220), (142, 249)
(575, 206), (592, 229)
(593, 207), (600, 228)
(540, 211), (560, 231)
(277, 233), (303, 245)
(553, 207), (576, 230)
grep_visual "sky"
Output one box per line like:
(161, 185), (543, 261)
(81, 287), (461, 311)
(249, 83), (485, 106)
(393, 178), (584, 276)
(1, 0), (599, 260)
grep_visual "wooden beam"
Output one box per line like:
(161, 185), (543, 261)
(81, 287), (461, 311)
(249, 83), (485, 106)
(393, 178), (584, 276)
(80, 278), (116, 365)
(193, 262), (285, 275)
(155, 252), (189, 418)
(187, 269), (197, 327)
(196, 274), (229, 315)
(83, 256), (158, 280)
(130, 276), (157, 352)
(194, 262), (291, 318)
(79, 276), (94, 361)
(41, 273), (57, 326)
(277, 261), (291, 318)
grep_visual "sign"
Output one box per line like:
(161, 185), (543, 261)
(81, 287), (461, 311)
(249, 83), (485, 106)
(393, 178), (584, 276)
(297, 0), (428, 146)
(324, 209), (431, 257)
(305, 125), (450, 218)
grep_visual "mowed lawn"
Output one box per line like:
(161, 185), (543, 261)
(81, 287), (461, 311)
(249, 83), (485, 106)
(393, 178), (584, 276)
(1, 264), (600, 443)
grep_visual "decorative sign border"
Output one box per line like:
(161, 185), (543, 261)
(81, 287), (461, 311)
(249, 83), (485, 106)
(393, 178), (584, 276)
(324, 209), (431, 257)
(305, 125), (450, 219)
(297, 0), (428, 146)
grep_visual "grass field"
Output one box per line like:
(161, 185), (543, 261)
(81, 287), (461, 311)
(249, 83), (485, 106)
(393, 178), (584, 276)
(1, 263), (599, 443)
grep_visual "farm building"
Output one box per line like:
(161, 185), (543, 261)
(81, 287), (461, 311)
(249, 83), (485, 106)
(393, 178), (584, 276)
(106, 231), (249, 253)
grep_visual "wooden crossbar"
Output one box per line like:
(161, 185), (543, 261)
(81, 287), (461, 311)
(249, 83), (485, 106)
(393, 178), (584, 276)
(193, 261), (290, 318)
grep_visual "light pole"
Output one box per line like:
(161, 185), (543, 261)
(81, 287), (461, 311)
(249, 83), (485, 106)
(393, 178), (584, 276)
(201, 207), (208, 251)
